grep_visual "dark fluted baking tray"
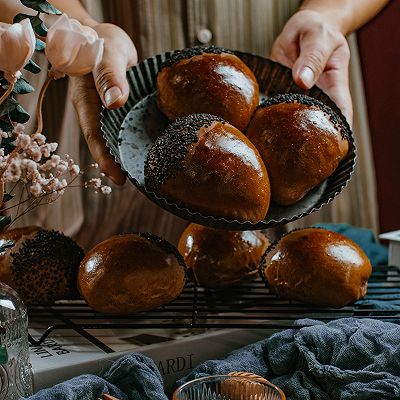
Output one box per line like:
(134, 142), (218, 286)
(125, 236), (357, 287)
(101, 49), (356, 230)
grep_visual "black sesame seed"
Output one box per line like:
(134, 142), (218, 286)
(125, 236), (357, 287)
(144, 113), (225, 189)
(10, 230), (84, 305)
(135, 232), (186, 270)
(161, 45), (234, 68)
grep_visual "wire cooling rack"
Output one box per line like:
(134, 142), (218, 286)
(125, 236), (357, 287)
(28, 265), (400, 352)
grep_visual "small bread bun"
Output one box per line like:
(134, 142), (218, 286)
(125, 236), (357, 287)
(246, 94), (350, 205)
(261, 228), (372, 308)
(0, 227), (84, 305)
(78, 233), (186, 314)
(178, 223), (269, 288)
(145, 113), (270, 223)
(157, 46), (259, 131)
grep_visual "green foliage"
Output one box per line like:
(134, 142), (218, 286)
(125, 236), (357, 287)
(0, 347), (9, 364)
(0, 240), (14, 255)
(21, 0), (61, 15)
(0, 98), (17, 118)
(0, 120), (13, 133)
(30, 15), (48, 36)
(24, 59), (41, 74)
(13, 13), (31, 23)
(1, 78), (35, 95)
(13, 78), (35, 94)
(9, 104), (30, 124)
(2, 141), (16, 156)
(35, 38), (46, 51)
(2, 194), (15, 203)
(0, 216), (12, 231)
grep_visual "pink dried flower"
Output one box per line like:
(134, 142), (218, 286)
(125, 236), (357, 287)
(29, 182), (42, 197)
(56, 162), (68, 176)
(69, 164), (80, 176)
(101, 186), (112, 195)
(13, 123), (25, 135)
(4, 160), (22, 182)
(33, 133), (46, 145)
(17, 133), (31, 150)
(88, 178), (101, 189)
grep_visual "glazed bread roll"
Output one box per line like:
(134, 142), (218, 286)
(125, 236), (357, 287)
(78, 233), (186, 314)
(157, 46), (259, 131)
(178, 223), (269, 288)
(0, 227), (84, 305)
(145, 113), (270, 223)
(261, 228), (372, 308)
(246, 94), (350, 205)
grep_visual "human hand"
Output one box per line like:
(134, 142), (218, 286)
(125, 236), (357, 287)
(69, 22), (137, 185)
(270, 9), (353, 125)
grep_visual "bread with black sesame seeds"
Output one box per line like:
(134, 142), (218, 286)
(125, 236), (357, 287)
(246, 94), (350, 205)
(157, 46), (259, 131)
(0, 227), (84, 305)
(78, 233), (186, 314)
(178, 223), (269, 288)
(260, 228), (372, 308)
(144, 113), (271, 223)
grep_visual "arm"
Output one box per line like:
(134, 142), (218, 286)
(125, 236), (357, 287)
(271, 0), (389, 125)
(300, 0), (390, 36)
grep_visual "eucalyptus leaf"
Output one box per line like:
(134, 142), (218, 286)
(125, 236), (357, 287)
(2, 78), (34, 95)
(21, 0), (61, 15)
(0, 216), (11, 230)
(2, 194), (14, 203)
(0, 120), (13, 133)
(0, 98), (17, 118)
(35, 38), (46, 51)
(24, 59), (41, 74)
(31, 15), (48, 37)
(1, 136), (15, 145)
(0, 240), (15, 254)
(0, 347), (8, 365)
(2, 142), (16, 155)
(9, 104), (30, 123)
(13, 13), (32, 23)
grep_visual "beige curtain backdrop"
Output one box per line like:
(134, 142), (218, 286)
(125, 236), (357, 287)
(14, 0), (378, 250)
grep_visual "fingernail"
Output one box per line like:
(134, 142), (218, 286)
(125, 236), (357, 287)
(104, 86), (122, 107)
(299, 66), (314, 88)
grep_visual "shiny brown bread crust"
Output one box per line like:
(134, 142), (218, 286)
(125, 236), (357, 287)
(0, 227), (84, 305)
(78, 233), (186, 314)
(246, 96), (349, 205)
(145, 115), (271, 223)
(261, 228), (372, 308)
(157, 52), (259, 131)
(178, 223), (269, 288)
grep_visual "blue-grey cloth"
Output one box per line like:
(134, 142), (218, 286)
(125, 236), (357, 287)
(24, 353), (168, 400)
(313, 223), (388, 265)
(26, 318), (400, 399)
(178, 318), (400, 400)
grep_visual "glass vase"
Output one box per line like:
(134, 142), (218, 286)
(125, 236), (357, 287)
(0, 282), (33, 399)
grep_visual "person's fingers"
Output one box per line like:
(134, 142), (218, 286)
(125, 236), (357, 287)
(92, 24), (137, 110)
(292, 27), (342, 89)
(315, 42), (353, 125)
(270, 33), (299, 68)
(69, 74), (126, 185)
